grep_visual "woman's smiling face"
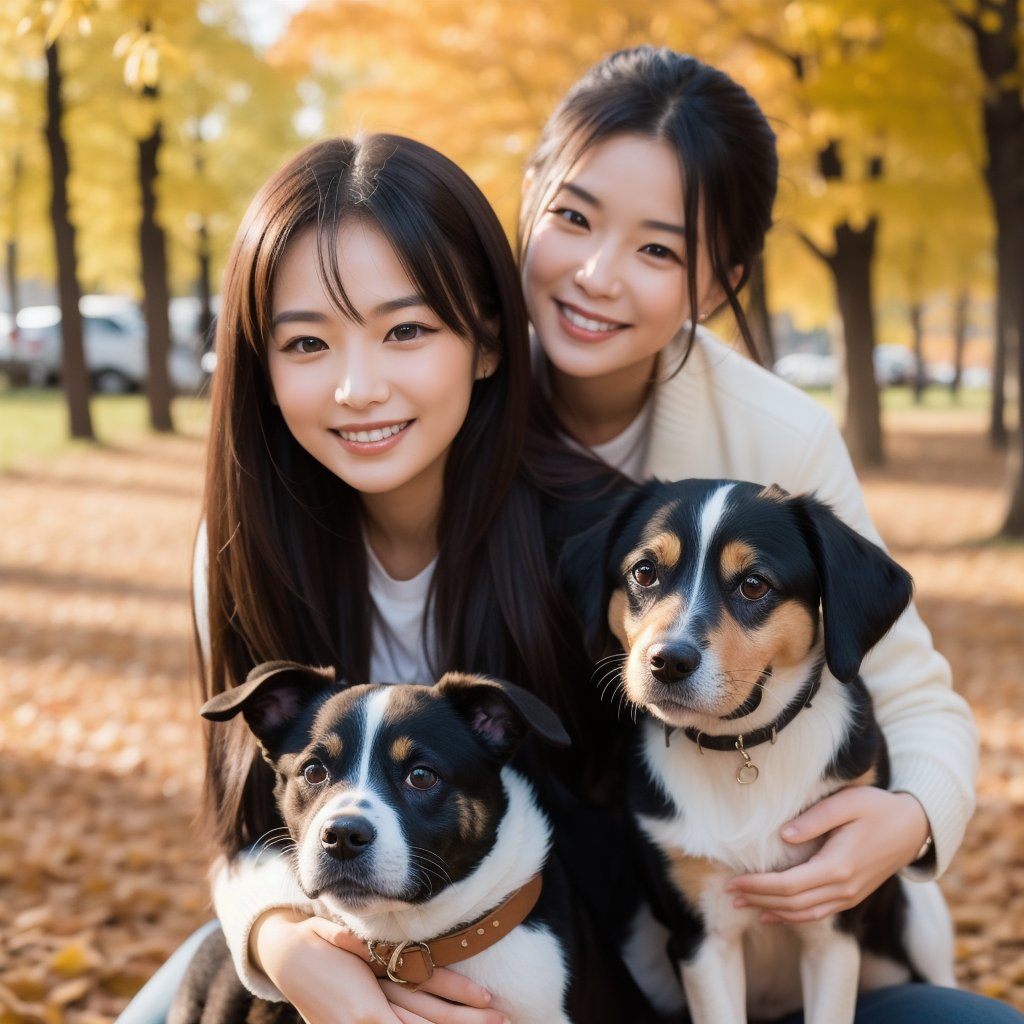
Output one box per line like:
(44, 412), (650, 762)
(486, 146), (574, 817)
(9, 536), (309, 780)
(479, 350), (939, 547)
(523, 134), (722, 386)
(267, 220), (490, 509)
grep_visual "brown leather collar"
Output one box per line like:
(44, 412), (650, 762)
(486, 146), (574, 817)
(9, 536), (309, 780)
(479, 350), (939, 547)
(365, 873), (543, 988)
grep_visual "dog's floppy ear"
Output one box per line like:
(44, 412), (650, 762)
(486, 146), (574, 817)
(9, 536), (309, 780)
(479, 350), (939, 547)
(790, 495), (913, 683)
(201, 660), (337, 753)
(557, 483), (651, 657)
(436, 672), (570, 762)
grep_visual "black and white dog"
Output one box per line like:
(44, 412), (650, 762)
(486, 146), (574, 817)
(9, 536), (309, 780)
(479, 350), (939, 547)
(560, 478), (957, 1024)
(171, 663), (581, 1024)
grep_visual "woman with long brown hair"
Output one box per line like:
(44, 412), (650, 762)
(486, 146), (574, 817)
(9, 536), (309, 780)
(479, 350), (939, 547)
(187, 133), (636, 1024)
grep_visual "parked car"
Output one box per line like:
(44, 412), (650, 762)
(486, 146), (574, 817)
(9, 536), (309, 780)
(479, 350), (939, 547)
(775, 344), (926, 390)
(1, 297), (205, 394)
(873, 344), (921, 387)
(773, 352), (838, 389)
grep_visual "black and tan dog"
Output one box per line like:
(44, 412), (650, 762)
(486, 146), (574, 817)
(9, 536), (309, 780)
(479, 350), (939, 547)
(170, 663), (582, 1024)
(560, 478), (957, 1024)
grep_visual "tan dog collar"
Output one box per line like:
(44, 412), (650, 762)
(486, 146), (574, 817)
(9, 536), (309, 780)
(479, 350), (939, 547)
(365, 873), (543, 989)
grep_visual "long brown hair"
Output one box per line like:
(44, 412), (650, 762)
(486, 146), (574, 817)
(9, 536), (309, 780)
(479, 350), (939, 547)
(519, 45), (778, 365)
(199, 134), (619, 855)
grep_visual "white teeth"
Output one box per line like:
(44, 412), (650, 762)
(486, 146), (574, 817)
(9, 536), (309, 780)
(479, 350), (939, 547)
(338, 421), (409, 443)
(559, 303), (620, 333)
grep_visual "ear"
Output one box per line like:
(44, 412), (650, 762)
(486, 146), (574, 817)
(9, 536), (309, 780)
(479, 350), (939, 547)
(201, 660), (337, 755)
(556, 484), (649, 658)
(436, 672), (570, 763)
(696, 264), (745, 322)
(790, 496), (913, 683)
(475, 347), (500, 380)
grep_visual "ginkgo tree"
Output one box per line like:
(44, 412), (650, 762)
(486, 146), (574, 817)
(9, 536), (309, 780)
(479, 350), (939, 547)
(941, 0), (1024, 536)
(3, 0), (301, 438)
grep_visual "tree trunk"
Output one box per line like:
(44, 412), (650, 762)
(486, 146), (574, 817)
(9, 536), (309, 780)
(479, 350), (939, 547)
(138, 94), (174, 433)
(197, 218), (214, 350)
(44, 40), (93, 440)
(745, 256), (775, 365)
(5, 152), (21, 318)
(962, 0), (1024, 532)
(829, 218), (884, 466)
(910, 301), (926, 404)
(950, 288), (968, 401)
(990, 297), (1009, 447)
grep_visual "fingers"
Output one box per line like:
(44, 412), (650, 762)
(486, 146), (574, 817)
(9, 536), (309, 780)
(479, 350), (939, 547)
(779, 787), (861, 844)
(305, 920), (504, 1022)
(384, 981), (509, 1024)
(308, 916), (368, 957)
(392, 1009), (434, 1024)
(403, 968), (494, 1008)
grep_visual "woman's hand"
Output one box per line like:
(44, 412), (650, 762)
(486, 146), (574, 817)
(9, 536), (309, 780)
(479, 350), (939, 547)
(251, 908), (509, 1024)
(725, 787), (930, 924)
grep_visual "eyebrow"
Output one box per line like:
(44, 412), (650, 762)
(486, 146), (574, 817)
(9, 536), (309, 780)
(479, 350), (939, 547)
(271, 294), (427, 330)
(561, 182), (687, 238)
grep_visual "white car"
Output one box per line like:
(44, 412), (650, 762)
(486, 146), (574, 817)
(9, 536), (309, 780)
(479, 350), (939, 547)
(773, 352), (838, 389)
(4, 297), (205, 394)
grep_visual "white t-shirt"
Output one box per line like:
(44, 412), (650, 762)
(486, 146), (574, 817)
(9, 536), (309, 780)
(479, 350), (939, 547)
(589, 400), (653, 483)
(366, 543), (436, 684)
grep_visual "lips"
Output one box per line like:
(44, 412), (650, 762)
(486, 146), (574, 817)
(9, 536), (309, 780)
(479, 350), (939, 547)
(330, 419), (412, 455)
(336, 421), (410, 443)
(556, 300), (627, 341)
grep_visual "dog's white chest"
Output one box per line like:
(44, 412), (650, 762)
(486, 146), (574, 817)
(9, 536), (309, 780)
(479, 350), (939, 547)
(457, 923), (570, 1024)
(637, 708), (844, 874)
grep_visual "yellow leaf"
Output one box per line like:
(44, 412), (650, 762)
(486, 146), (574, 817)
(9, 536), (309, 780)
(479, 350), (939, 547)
(49, 940), (98, 978)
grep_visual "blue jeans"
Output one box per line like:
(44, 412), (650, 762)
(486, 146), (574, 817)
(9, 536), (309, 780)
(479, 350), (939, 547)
(768, 984), (1024, 1023)
(119, 924), (1023, 1024)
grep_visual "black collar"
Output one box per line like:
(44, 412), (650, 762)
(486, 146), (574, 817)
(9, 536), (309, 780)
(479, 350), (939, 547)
(666, 660), (825, 752)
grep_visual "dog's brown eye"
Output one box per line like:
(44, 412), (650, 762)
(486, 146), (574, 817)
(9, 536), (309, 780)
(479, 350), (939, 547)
(303, 761), (328, 785)
(406, 766), (438, 791)
(740, 575), (770, 600)
(632, 560), (659, 588)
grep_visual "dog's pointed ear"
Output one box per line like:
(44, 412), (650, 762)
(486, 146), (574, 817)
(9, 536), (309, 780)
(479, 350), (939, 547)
(791, 495), (913, 683)
(201, 660), (337, 753)
(557, 483), (650, 657)
(436, 673), (570, 763)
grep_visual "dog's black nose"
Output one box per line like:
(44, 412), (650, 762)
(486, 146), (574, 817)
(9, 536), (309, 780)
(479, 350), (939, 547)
(320, 816), (376, 860)
(648, 642), (701, 684)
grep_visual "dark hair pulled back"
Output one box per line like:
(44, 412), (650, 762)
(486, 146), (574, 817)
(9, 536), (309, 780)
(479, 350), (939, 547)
(519, 45), (778, 361)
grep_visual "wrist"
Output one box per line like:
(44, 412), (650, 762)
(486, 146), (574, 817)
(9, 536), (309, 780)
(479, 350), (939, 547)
(892, 789), (932, 865)
(249, 907), (306, 976)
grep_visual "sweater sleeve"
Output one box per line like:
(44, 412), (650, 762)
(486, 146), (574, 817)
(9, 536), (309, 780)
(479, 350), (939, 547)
(790, 413), (978, 880)
(210, 851), (316, 1001)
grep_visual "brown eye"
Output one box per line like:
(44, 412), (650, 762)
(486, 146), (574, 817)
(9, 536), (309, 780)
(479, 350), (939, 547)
(406, 766), (438, 791)
(740, 575), (770, 601)
(303, 761), (328, 785)
(632, 560), (659, 588)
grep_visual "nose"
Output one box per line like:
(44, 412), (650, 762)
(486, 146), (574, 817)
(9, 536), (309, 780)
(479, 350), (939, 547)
(334, 346), (389, 409)
(648, 642), (702, 685)
(320, 815), (376, 860)
(573, 247), (621, 299)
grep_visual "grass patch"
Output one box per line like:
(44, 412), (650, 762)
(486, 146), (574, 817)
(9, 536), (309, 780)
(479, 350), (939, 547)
(0, 387), (210, 471)
(805, 385), (1009, 418)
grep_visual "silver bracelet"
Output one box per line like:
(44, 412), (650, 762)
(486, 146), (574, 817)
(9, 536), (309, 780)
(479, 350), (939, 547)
(913, 834), (934, 863)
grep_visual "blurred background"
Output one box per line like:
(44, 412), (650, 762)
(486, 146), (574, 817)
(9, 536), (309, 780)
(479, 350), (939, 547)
(1, 1), (1022, 1021)
(2, 0), (1022, 494)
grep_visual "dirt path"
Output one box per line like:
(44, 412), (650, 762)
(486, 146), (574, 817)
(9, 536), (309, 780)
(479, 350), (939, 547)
(0, 410), (1021, 1022)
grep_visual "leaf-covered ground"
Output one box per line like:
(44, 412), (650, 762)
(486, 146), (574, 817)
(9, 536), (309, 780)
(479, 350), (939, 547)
(1, 408), (1022, 1023)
